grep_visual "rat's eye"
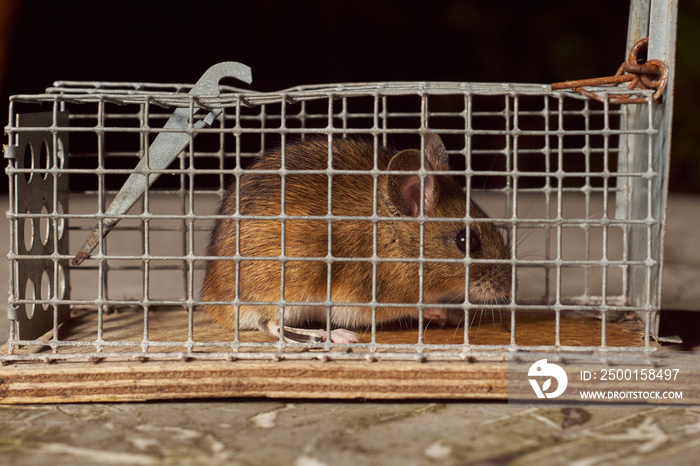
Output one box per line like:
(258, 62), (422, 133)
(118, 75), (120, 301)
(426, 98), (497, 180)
(456, 228), (482, 255)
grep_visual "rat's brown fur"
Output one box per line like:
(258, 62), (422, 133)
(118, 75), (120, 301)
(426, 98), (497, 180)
(200, 134), (511, 342)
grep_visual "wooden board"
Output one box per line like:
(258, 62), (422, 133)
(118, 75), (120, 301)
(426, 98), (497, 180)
(0, 306), (650, 403)
(0, 360), (508, 403)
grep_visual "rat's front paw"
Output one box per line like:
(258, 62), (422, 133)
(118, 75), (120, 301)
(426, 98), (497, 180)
(423, 307), (448, 326)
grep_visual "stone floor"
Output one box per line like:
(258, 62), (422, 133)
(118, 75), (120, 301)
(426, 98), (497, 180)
(3, 402), (700, 466)
(1, 194), (700, 465)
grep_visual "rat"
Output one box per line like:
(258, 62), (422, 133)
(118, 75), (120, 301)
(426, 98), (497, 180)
(200, 133), (512, 343)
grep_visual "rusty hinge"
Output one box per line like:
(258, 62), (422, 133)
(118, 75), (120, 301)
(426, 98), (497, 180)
(551, 38), (668, 104)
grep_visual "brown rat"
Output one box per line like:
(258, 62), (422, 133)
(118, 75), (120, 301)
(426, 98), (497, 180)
(200, 134), (511, 343)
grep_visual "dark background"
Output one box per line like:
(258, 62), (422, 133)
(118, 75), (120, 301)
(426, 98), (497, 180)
(1, 0), (698, 193)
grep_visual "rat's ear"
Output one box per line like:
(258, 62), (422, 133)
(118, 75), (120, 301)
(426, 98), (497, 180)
(385, 135), (448, 217)
(424, 133), (450, 171)
(386, 149), (435, 217)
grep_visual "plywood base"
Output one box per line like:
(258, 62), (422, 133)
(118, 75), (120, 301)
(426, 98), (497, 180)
(0, 360), (508, 403)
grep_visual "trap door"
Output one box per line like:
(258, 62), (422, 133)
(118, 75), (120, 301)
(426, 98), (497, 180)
(616, 0), (677, 340)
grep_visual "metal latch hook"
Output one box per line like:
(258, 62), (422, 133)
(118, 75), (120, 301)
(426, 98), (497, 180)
(71, 62), (253, 266)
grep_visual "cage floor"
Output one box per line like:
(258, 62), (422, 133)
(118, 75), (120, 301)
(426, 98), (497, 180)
(7, 305), (646, 354)
(0, 307), (649, 403)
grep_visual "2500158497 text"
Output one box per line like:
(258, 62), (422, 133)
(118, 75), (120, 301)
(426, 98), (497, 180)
(581, 369), (680, 382)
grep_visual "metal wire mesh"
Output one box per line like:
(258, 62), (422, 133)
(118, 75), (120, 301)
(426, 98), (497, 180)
(2, 80), (668, 363)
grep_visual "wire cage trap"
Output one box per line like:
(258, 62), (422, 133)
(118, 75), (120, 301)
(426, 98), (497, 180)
(0, 0), (681, 401)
